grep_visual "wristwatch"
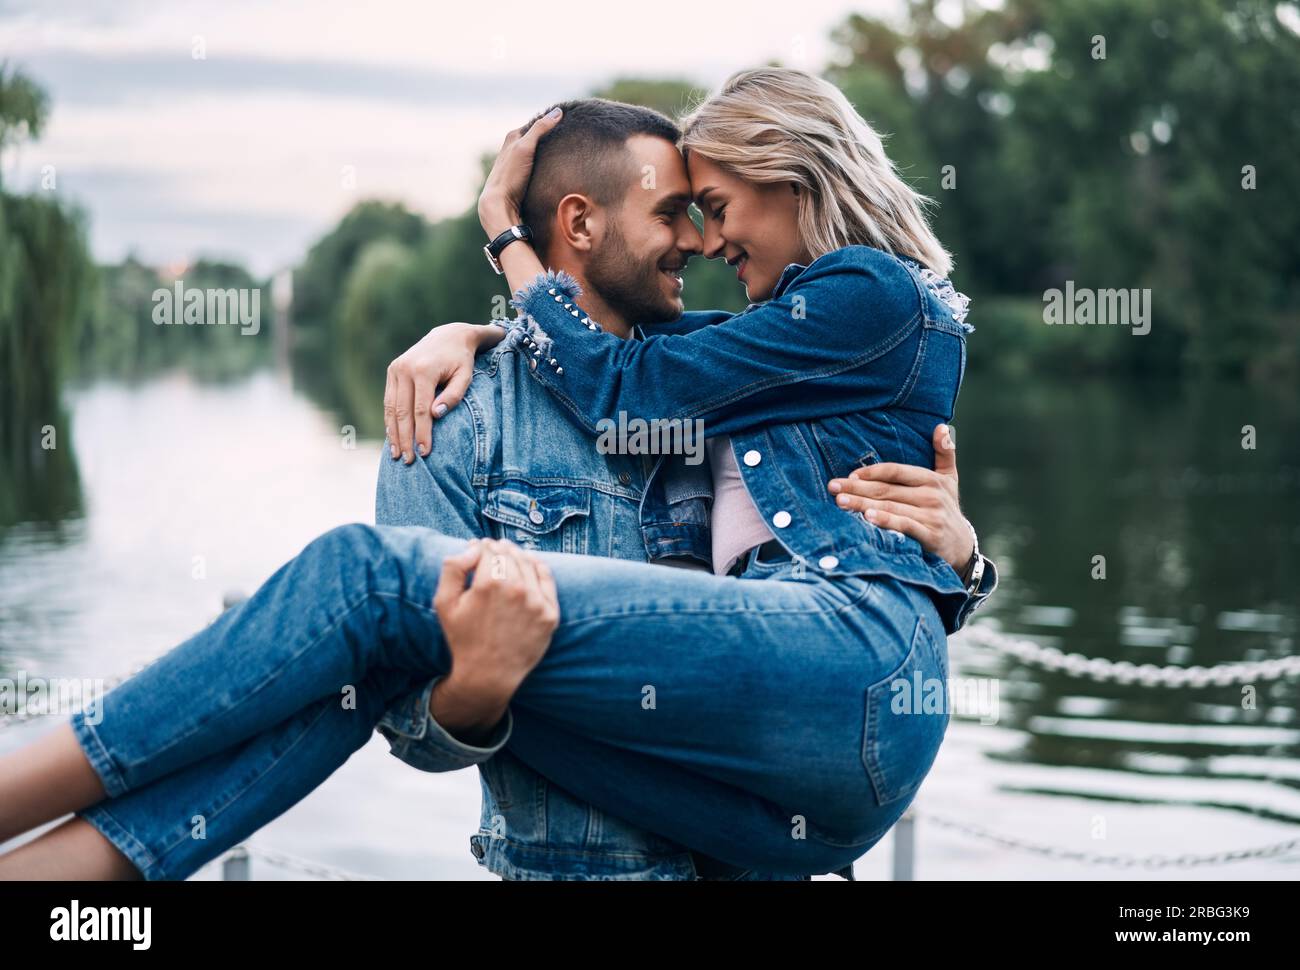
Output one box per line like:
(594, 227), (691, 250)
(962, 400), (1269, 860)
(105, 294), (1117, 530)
(483, 224), (532, 275)
(959, 518), (986, 595)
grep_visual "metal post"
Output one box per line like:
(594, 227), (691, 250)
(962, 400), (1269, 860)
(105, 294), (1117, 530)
(892, 809), (915, 881)
(222, 845), (251, 880)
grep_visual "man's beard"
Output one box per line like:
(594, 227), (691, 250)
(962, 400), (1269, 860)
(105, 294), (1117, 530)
(586, 219), (681, 326)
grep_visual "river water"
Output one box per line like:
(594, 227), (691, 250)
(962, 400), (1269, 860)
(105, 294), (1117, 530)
(1, 365), (1296, 879)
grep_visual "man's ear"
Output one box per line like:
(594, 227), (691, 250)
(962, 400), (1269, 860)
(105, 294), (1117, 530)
(555, 193), (598, 253)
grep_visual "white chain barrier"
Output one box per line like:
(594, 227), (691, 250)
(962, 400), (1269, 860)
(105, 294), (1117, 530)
(909, 809), (1300, 870)
(952, 624), (1300, 687)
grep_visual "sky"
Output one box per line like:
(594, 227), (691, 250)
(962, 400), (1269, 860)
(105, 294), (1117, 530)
(1, 0), (904, 275)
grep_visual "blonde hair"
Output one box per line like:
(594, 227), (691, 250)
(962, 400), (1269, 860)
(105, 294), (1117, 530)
(680, 67), (953, 278)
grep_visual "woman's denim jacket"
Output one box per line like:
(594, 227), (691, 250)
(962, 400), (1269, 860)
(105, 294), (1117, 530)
(375, 245), (995, 879)
(503, 244), (980, 632)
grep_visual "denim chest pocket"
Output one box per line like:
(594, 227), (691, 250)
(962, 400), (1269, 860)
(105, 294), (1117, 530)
(483, 483), (591, 555)
(862, 614), (951, 807)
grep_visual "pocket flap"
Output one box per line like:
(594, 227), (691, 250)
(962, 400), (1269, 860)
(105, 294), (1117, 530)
(483, 484), (591, 533)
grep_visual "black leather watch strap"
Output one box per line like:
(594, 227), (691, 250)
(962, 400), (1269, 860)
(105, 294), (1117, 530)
(483, 224), (532, 274)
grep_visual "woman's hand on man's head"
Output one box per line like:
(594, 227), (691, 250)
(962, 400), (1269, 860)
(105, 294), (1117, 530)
(478, 107), (563, 238)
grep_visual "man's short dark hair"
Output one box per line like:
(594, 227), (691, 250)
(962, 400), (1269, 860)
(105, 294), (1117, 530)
(519, 98), (680, 255)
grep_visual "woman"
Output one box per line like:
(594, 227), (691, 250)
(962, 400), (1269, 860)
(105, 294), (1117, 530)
(0, 68), (980, 880)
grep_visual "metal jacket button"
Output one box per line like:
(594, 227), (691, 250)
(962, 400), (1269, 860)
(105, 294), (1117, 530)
(619, 471), (632, 485)
(819, 555), (839, 570)
(772, 510), (792, 528)
(743, 450), (761, 466)
(528, 509), (544, 524)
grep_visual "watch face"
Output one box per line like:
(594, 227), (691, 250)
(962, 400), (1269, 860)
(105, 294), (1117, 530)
(483, 243), (503, 275)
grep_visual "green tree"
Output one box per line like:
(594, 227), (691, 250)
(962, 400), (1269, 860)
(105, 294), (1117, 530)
(0, 64), (91, 529)
(590, 77), (708, 119)
(292, 200), (428, 348)
(828, 0), (1300, 377)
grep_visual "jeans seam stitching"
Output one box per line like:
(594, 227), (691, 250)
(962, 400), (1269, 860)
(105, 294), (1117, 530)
(551, 577), (874, 631)
(79, 805), (162, 879)
(71, 711), (129, 799)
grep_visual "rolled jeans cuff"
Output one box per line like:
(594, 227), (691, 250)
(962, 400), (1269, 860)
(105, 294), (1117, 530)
(70, 707), (130, 799)
(376, 675), (513, 772)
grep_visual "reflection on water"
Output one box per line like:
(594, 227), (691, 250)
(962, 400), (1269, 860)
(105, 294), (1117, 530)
(0, 369), (492, 879)
(1, 364), (1296, 879)
(930, 374), (1300, 876)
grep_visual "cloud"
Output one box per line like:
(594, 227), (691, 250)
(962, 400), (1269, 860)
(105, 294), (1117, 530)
(14, 48), (593, 109)
(1, 0), (877, 271)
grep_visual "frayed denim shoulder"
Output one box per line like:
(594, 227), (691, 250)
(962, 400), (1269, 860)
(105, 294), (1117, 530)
(895, 255), (974, 334)
(502, 270), (586, 358)
(498, 312), (553, 360)
(508, 268), (583, 310)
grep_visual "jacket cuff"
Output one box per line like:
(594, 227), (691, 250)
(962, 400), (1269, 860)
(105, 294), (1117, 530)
(953, 556), (999, 631)
(376, 675), (513, 772)
(504, 269), (602, 365)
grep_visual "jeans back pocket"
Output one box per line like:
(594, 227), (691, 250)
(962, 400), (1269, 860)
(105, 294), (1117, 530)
(862, 614), (950, 807)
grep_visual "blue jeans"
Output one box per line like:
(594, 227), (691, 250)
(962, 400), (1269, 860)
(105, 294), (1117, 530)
(70, 523), (950, 879)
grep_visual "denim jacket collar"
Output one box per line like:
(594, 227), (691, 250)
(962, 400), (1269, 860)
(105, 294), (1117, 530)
(769, 260), (810, 301)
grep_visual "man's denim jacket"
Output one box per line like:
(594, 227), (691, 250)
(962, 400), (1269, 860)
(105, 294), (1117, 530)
(374, 247), (997, 879)
(374, 335), (736, 879)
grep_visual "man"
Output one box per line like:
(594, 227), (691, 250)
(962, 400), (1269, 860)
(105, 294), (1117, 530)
(373, 99), (997, 880)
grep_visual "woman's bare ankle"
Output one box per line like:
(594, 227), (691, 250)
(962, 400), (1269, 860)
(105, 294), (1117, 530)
(0, 816), (141, 880)
(0, 723), (110, 843)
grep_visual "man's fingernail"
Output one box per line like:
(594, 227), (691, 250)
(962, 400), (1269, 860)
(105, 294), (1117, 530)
(829, 480), (842, 493)
(390, 445), (398, 458)
(418, 443), (428, 456)
(546, 107), (562, 119)
(837, 494), (851, 507)
(434, 403), (448, 418)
